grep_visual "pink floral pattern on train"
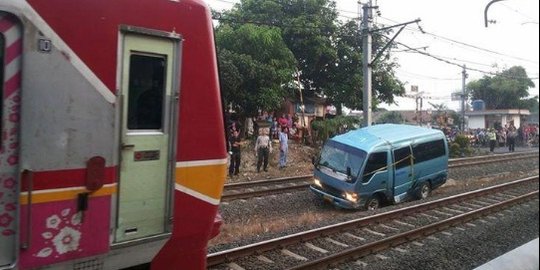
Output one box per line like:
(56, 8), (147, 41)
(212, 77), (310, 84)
(0, 13), (22, 243)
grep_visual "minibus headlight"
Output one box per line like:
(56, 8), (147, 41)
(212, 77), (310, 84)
(344, 192), (358, 202)
(313, 177), (322, 188)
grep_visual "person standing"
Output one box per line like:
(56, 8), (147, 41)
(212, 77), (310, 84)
(279, 126), (289, 169)
(255, 128), (272, 172)
(507, 126), (517, 152)
(487, 128), (497, 153)
(228, 129), (242, 177)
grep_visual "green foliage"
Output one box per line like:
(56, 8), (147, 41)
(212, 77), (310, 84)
(377, 111), (404, 124)
(311, 116), (361, 144)
(216, 24), (296, 115)
(467, 66), (535, 110)
(449, 134), (474, 158)
(215, 0), (405, 116)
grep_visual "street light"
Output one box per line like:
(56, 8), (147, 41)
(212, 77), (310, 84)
(484, 0), (507, 27)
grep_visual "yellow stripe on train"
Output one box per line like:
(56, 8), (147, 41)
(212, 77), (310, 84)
(175, 158), (228, 202)
(19, 184), (117, 205)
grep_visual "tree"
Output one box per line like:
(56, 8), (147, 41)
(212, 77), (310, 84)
(216, 24), (297, 116)
(216, 0), (405, 115)
(377, 111), (404, 124)
(467, 66), (535, 110)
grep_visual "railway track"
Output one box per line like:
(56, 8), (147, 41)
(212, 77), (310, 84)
(209, 175), (539, 269)
(221, 150), (538, 202)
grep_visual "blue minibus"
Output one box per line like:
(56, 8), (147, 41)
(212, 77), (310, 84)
(310, 124), (449, 210)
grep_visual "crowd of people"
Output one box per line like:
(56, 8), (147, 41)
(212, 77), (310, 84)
(446, 123), (539, 153)
(227, 112), (296, 177)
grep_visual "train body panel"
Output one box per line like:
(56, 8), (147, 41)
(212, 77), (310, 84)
(0, 0), (226, 269)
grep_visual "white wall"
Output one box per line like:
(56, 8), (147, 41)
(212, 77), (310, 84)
(468, 116), (485, 129)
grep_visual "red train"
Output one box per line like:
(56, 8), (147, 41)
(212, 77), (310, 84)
(0, 0), (227, 269)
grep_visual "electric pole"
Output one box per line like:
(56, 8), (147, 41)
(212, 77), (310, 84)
(362, 0), (375, 127)
(360, 1), (419, 127)
(461, 65), (468, 131)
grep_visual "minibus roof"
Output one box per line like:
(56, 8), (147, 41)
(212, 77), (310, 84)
(331, 124), (444, 151)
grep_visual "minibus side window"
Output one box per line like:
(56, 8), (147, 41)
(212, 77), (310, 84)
(362, 152), (388, 182)
(412, 139), (446, 163)
(394, 147), (412, 169)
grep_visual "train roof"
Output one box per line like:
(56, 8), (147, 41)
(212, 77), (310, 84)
(331, 124), (445, 151)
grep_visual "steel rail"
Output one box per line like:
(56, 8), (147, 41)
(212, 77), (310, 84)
(208, 175), (538, 266)
(221, 151), (538, 202)
(288, 190), (538, 269)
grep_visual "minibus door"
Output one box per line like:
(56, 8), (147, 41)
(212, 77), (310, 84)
(0, 12), (21, 268)
(116, 32), (179, 242)
(392, 146), (414, 203)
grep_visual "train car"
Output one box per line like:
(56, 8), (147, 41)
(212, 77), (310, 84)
(311, 124), (449, 210)
(0, 0), (227, 269)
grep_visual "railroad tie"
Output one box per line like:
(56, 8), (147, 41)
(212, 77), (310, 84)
(393, 220), (415, 228)
(355, 260), (368, 267)
(393, 247), (408, 253)
(420, 213), (439, 220)
(441, 231), (453, 236)
(455, 227), (466, 231)
(344, 232), (366, 241)
(363, 228), (386, 237)
(443, 207), (464, 214)
(412, 241), (424, 247)
(478, 219), (489, 224)
(305, 242), (329, 254)
(379, 224), (399, 231)
(427, 236), (439, 241)
(325, 237), (349, 248)
(466, 222), (477, 227)
(227, 263), (246, 270)
(257, 255), (274, 264)
(432, 210), (453, 216)
(375, 254), (389, 260)
(281, 249), (308, 261)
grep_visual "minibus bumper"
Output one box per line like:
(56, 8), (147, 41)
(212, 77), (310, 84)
(309, 185), (362, 209)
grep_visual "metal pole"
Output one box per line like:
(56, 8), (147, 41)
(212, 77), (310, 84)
(484, 0), (507, 27)
(362, 1), (373, 127)
(461, 65), (467, 131)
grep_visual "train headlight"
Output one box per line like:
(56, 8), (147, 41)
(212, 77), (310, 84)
(344, 192), (358, 202)
(313, 177), (322, 188)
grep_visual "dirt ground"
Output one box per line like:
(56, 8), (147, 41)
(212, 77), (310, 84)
(226, 139), (318, 183)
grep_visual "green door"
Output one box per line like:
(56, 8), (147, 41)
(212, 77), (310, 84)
(116, 33), (176, 242)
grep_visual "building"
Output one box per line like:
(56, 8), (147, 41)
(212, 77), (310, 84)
(465, 109), (531, 129)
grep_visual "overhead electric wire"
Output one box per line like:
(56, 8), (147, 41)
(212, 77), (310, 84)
(378, 16), (539, 65)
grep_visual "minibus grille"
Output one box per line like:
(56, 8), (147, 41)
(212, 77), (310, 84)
(319, 183), (344, 198)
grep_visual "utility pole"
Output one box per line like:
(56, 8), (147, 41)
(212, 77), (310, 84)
(361, 0), (375, 127)
(461, 65), (468, 131)
(360, 1), (419, 127)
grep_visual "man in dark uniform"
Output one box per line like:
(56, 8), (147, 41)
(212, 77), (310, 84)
(228, 129), (242, 177)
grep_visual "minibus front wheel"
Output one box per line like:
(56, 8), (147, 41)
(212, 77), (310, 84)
(365, 195), (381, 210)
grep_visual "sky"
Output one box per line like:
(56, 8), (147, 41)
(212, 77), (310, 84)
(204, 0), (539, 112)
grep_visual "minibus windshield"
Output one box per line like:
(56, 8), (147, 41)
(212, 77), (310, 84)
(318, 141), (367, 177)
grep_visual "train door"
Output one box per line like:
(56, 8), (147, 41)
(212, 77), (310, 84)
(116, 31), (179, 243)
(392, 146), (414, 203)
(0, 12), (21, 268)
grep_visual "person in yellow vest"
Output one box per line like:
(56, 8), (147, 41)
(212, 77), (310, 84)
(486, 128), (497, 153)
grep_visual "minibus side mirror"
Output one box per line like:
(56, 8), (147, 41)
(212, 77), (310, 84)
(346, 167), (353, 182)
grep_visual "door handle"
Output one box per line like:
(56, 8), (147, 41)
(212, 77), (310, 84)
(122, 143), (135, 150)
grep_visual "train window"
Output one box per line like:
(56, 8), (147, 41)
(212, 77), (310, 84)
(127, 54), (166, 130)
(0, 34), (4, 141)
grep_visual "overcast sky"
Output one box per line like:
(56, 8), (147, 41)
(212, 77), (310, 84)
(205, 0), (539, 111)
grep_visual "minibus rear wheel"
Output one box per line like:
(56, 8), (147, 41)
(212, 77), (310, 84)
(365, 196), (380, 210)
(417, 182), (431, 200)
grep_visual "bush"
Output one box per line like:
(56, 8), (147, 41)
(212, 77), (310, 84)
(311, 116), (360, 145)
(450, 134), (474, 158)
